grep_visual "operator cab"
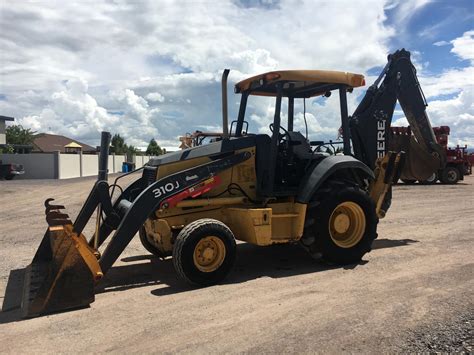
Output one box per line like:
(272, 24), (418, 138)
(233, 70), (366, 196)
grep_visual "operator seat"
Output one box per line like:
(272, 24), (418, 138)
(287, 131), (314, 160)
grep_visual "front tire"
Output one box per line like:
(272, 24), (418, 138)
(305, 182), (378, 265)
(419, 172), (437, 185)
(173, 219), (236, 286)
(440, 166), (460, 184)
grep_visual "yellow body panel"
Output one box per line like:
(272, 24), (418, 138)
(143, 147), (307, 253)
(145, 201), (307, 253)
(268, 202), (307, 241)
(224, 207), (272, 244)
(224, 203), (306, 245)
(156, 156), (210, 179)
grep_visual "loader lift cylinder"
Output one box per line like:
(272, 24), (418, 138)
(94, 132), (111, 250)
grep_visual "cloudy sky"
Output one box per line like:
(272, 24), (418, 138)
(1, 0), (473, 150)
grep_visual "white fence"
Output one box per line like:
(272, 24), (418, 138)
(0, 152), (151, 179)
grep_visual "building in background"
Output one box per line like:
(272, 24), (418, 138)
(0, 115), (14, 145)
(32, 133), (96, 153)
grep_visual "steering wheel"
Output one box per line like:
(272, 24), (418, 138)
(269, 123), (291, 144)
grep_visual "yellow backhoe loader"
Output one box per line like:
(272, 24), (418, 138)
(5, 49), (444, 317)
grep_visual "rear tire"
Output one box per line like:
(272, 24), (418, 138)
(440, 166), (460, 184)
(173, 219), (236, 286)
(304, 182), (378, 265)
(419, 172), (437, 185)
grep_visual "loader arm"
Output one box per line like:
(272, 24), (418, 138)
(18, 135), (251, 317)
(98, 151), (251, 274)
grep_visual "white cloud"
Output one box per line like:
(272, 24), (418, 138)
(433, 40), (449, 46)
(428, 88), (474, 146)
(1, 0), (397, 148)
(146, 92), (165, 103)
(413, 31), (474, 147)
(16, 79), (165, 147)
(450, 30), (474, 62)
(390, 0), (432, 27)
(419, 66), (474, 99)
(1, 0), (472, 149)
(19, 78), (118, 140)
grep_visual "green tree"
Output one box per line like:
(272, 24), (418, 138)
(110, 134), (126, 154)
(124, 144), (139, 163)
(146, 138), (163, 156)
(0, 144), (14, 154)
(126, 144), (138, 155)
(6, 125), (36, 145)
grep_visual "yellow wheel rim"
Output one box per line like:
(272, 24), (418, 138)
(329, 201), (366, 248)
(193, 236), (226, 272)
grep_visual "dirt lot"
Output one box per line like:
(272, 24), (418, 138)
(0, 175), (473, 353)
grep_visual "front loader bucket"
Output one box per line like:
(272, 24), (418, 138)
(22, 201), (103, 318)
(390, 133), (440, 181)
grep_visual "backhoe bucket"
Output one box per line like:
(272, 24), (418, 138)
(21, 201), (103, 317)
(390, 133), (440, 181)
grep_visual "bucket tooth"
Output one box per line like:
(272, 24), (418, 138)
(44, 198), (66, 213)
(46, 211), (72, 226)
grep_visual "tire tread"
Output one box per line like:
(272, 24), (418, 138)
(173, 218), (235, 285)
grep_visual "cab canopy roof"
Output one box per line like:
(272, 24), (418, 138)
(235, 70), (365, 98)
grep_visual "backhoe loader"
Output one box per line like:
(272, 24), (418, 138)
(6, 49), (445, 317)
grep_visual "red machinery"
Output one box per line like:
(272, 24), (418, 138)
(392, 125), (471, 184)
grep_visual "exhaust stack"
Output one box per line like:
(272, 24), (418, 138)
(221, 69), (230, 138)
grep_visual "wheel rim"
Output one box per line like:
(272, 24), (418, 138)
(329, 201), (366, 248)
(193, 236), (226, 272)
(447, 170), (457, 182)
(426, 173), (436, 183)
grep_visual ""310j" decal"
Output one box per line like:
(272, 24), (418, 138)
(153, 181), (180, 198)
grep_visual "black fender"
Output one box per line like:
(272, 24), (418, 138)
(296, 155), (374, 203)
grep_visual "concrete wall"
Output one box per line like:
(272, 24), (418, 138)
(82, 154), (98, 177)
(59, 154), (80, 179)
(1, 152), (150, 179)
(113, 155), (125, 173)
(135, 155), (151, 168)
(0, 120), (5, 145)
(107, 154), (126, 173)
(0, 153), (56, 179)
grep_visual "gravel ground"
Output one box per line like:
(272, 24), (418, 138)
(0, 175), (473, 353)
(403, 312), (473, 353)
